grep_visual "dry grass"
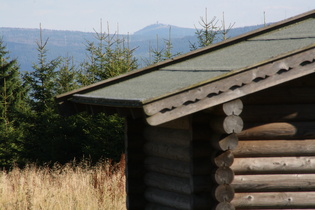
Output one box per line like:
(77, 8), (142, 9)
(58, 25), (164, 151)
(0, 156), (126, 210)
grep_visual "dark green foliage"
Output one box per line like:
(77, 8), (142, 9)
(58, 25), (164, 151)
(0, 25), (135, 168)
(0, 38), (29, 168)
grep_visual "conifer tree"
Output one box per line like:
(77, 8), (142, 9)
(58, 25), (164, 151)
(78, 21), (137, 86)
(0, 38), (28, 167)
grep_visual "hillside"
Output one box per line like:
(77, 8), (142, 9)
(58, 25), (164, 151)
(0, 23), (264, 71)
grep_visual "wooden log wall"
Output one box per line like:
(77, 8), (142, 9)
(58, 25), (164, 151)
(143, 116), (196, 210)
(205, 99), (244, 209)
(230, 75), (315, 209)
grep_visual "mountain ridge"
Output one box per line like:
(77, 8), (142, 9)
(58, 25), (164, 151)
(0, 23), (265, 71)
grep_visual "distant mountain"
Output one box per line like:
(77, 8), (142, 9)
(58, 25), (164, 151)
(133, 23), (196, 39)
(0, 23), (265, 72)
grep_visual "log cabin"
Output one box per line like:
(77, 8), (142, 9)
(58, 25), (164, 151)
(56, 10), (315, 210)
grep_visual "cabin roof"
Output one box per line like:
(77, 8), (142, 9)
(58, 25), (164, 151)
(56, 10), (315, 126)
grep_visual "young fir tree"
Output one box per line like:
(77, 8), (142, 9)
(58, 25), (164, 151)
(0, 38), (29, 167)
(190, 9), (234, 51)
(78, 21), (137, 86)
(148, 27), (181, 65)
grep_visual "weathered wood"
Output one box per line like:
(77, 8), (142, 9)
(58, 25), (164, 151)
(210, 115), (244, 134)
(145, 187), (191, 210)
(215, 167), (235, 185)
(145, 156), (190, 178)
(233, 139), (315, 157)
(211, 133), (239, 151)
(239, 122), (315, 140)
(241, 104), (315, 122)
(144, 142), (190, 161)
(232, 174), (315, 192)
(232, 192), (315, 208)
(145, 172), (191, 194)
(214, 184), (235, 202)
(231, 156), (315, 174)
(207, 99), (243, 116)
(144, 48), (315, 125)
(215, 202), (235, 210)
(144, 126), (191, 147)
(214, 150), (234, 168)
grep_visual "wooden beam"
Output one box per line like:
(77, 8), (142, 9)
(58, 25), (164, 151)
(208, 99), (243, 116)
(215, 167), (235, 185)
(232, 174), (315, 192)
(232, 192), (315, 208)
(233, 139), (315, 157)
(210, 115), (244, 134)
(239, 122), (315, 140)
(231, 156), (315, 174)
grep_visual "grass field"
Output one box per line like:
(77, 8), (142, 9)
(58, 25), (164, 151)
(0, 157), (126, 210)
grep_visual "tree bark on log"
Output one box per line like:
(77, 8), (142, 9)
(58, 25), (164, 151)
(231, 156), (315, 174)
(233, 139), (315, 157)
(232, 174), (315, 192)
(232, 192), (315, 208)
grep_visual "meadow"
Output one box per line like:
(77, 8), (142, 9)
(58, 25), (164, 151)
(0, 157), (126, 210)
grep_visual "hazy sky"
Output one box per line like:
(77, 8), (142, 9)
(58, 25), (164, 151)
(1, 0), (314, 34)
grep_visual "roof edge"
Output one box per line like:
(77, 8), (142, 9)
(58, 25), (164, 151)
(55, 9), (315, 102)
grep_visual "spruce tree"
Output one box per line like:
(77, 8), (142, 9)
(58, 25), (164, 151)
(0, 38), (29, 167)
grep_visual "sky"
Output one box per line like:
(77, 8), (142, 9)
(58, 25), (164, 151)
(1, 0), (314, 34)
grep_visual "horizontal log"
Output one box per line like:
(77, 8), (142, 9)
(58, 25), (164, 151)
(239, 122), (315, 140)
(215, 202), (235, 210)
(145, 156), (190, 178)
(144, 142), (190, 161)
(241, 104), (315, 122)
(214, 150), (234, 168)
(145, 172), (191, 194)
(214, 184), (235, 202)
(144, 126), (191, 147)
(215, 167), (234, 185)
(232, 174), (315, 192)
(210, 115), (244, 134)
(208, 99), (243, 116)
(233, 139), (315, 157)
(232, 192), (315, 208)
(231, 156), (315, 174)
(211, 133), (239, 151)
